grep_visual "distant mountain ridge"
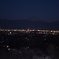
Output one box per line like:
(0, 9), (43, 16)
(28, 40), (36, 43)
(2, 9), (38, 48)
(0, 19), (59, 30)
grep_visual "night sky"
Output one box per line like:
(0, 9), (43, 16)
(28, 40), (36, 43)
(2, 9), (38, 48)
(0, 0), (59, 22)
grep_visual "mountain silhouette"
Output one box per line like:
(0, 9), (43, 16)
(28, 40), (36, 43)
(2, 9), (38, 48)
(0, 19), (59, 30)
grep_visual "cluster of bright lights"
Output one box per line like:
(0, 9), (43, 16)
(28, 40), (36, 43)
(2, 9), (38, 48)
(8, 48), (11, 50)
(6, 45), (9, 48)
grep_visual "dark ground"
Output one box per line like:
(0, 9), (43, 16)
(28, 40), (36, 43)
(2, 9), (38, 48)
(0, 32), (59, 59)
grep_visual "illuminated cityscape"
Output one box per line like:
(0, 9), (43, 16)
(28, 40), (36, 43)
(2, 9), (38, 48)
(0, 29), (59, 59)
(0, 29), (59, 35)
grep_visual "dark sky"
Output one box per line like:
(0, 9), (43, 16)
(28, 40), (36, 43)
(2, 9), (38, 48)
(0, 0), (59, 22)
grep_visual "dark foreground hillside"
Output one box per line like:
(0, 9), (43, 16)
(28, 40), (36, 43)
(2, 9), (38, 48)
(0, 33), (59, 59)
